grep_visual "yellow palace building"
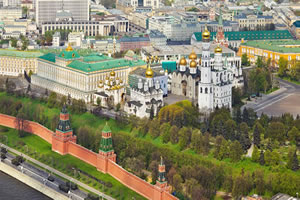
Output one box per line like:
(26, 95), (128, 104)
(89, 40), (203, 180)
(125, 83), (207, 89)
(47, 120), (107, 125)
(238, 40), (300, 67)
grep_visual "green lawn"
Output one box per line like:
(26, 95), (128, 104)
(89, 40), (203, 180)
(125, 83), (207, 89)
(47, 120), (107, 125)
(0, 127), (145, 200)
(280, 76), (300, 85)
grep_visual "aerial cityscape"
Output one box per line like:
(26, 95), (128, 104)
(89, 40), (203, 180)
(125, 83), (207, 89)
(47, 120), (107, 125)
(0, 0), (299, 199)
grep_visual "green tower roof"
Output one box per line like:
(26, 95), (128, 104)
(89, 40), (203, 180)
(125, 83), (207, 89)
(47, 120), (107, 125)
(102, 123), (112, 133)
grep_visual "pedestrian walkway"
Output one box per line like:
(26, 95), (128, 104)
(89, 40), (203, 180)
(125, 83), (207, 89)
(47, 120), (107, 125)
(1, 143), (115, 200)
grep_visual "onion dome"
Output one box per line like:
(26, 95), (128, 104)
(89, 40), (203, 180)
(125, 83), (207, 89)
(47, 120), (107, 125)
(202, 24), (210, 40)
(105, 76), (109, 80)
(179, 57), (187, 65)
(110, 70), (116, 76)
(189, 51), (197, 60)
(215, 45), (222, 53)
(145, 65), (154, 78)
(190, 60), (197, 68)
(66, 44), (73, 52)
(155, 55), (159, 62)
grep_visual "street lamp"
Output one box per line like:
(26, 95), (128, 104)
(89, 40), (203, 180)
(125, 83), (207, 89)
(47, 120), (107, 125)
(4, 135), (8, 146)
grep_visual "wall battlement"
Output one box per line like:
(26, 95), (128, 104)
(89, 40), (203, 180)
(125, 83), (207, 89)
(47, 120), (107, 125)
(0, 113), (177, 200)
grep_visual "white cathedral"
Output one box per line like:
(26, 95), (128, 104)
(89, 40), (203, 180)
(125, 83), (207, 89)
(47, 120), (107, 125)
(171, 25), (243, 113)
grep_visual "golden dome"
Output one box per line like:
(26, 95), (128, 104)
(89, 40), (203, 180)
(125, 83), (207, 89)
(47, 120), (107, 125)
(66, 44), (73, 52)
(99, 80), (103, 84)
(190, 60), (197, 68)
(145, 65), (154, 78)
(105, 76), (109, 80)
(202, 24), (210, 40)
(189, 51), (197, 60)
(120, 80), (123, 83)
(215, 45), (222, 53)
(110, 70), (116, 76)
(179, 57), (187, 65)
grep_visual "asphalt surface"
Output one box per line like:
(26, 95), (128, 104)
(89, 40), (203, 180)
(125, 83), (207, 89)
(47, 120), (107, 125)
(243, 78), (300, 117)
(0, 143), (115, 200)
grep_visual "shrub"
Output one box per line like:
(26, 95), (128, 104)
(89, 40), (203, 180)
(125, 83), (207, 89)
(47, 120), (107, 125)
(105, 182), (113, 188)
(17, 140), (25, 146)
(85, 193), (99, 200)
(66, 181), (78, 190)
(16, 155), (25, 163)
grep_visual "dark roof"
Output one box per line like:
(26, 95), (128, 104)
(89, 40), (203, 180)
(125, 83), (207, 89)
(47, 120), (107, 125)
(95, 91), (109, 97)
(293, 21), (300, 28)
(127, 101), (143, 107)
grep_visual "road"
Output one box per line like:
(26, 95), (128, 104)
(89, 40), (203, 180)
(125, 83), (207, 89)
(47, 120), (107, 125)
(1, 143), (115, 200)
(243, 78), (300, 117)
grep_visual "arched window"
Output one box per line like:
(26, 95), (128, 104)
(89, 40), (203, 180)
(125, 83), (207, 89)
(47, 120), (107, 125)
(205, 88), (208, 93)
(200, 87), (203, 93)
(210, 87), (212, 93)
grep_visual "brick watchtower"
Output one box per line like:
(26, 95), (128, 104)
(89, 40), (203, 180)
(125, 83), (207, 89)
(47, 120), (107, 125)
(97, 123), (116, 173)
(52, 105), (76, 155)
(154, 156), (172, 199)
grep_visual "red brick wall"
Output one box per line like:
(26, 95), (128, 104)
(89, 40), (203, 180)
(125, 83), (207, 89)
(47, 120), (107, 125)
(68, 142), (98, 167)
(0, 114), (177, 200)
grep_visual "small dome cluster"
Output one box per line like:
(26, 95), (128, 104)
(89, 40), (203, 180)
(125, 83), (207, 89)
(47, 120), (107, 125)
(98, 70), (124, 90)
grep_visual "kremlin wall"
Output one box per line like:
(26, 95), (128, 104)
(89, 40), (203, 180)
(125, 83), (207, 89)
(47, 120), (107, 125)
(0, 112), (177, 200)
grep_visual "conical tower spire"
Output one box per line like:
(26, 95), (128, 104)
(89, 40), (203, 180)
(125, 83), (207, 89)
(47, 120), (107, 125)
(99, 122), (114, 153)
(157, 156), (166, 184)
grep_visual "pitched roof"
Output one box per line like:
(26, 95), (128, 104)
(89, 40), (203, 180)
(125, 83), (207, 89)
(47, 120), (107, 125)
(0, 49), (43, 58)
(193, 30), (293, 42)
(67, 59), (146, 73)
(39, 53), (56, 62)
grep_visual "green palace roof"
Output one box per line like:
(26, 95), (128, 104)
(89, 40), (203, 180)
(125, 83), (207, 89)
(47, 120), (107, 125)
(67, 59), (146, 73)
(58, 49), (80, 60)
(83, 54), (112, 62)
(241, 40), (300, 53)
(193, 30), (293, 42)
(39, 53), (56, 62)
(0, 49), (44, 58)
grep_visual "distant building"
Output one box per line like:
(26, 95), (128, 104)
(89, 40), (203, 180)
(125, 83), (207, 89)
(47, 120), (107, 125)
(36, 0), (89, 26)
(0, 49), (43, 76)
(149, 30), (167, 46)
(125, 65), (164, 118)
(128, 65), (168, 96)
(3, 0), (21, 7)
(191, 30), (293, 48)
(68, 32), (84, 47)
(52, 32), (61, 47)
(117, 0), (160, 10)
(32, 45), (146, 102)
(233, 14), (273, 31)
(238, 40), (300, 67)
(119, 36), (150, 51)
(0, 7), (22, 21)
(292, 21), (300, 39)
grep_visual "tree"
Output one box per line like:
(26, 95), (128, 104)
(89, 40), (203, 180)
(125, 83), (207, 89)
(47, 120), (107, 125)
(172, 174), (183, 192)
(224, 119), (237, 141)
(278, 57), (288, 77)
(232, 175), (248, 199)
(15, 110), (28, 137)
(184, 178), (198, 196)
(287, 148), (299, 171)
(10, 38), (18, 48)
(267, 122), (286, 143)
(253, 121), (264, 148)
(242, 107), (249, 124)
(161, 123), (171, 143)
(252, 145), (260, 162)
(170, 125), (179, 144)
(178, 127), (191, 150)
(239, 122), (251, 151)
(288, 126), (300, 146)
(229, 141), (243, 162)
(149, 119), (160, 138)
(253, 169), (265, 195)
(259, 150), (265, 165)
(47, 92), (57, 108)
(264, 150), (280, 166)
(96, 97), (102, 107)
(242, 53), (250, 66)
(256, 56), (265, 68)
(223, 175), (233, 193)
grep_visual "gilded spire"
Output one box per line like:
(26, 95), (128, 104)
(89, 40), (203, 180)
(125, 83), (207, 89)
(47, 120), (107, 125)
(66, 43), (73, 52)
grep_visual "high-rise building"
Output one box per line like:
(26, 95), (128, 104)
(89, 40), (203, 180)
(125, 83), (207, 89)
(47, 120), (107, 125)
(35, 0), (89, 26)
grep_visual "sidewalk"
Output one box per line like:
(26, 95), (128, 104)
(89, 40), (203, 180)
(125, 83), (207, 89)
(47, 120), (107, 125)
(1, 143), (115, 200)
